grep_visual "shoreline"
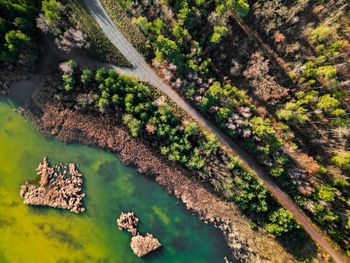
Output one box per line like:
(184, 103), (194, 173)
(23, 78), (300, 263)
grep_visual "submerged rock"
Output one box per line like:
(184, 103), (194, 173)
(117, 211), (139, 236)
(20, 157), (85, 213)
(130, 233), (162, 257)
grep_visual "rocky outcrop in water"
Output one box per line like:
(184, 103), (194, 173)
(20, 157), (86, 213)
(130, 233), (162, 257)
(117, 211), (139, 236)
(117, 212), (161, 257)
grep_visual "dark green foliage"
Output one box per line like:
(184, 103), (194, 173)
(229, 168), (269, 213)
(210, 26), (228, 45)
(58, 60), (78, 91)
(265, 208), (300, 236)
(59, 74), (75, 91)
(0, 0), (38, 64)
(154, 35), (184, 68)
(81, 69), (94, 85)
(226, 0), (250, 17)
(123, 114), (142, 136)
(68, 64), (221, 171)
(42, 0), (63, 27)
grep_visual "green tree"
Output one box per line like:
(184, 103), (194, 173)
(123, 114), (142, 137)
(230, 171), (269, 213)
(210, 26), (228, 45)
(172, 22), (189, 46)
(177, 2), (194, 29)
(277, 101), (309, 124)
(265, 208), (300, 236)
(317, 185), (335, 202)
(311, 25), (332, 43)
(184, 122), (199, 136)
(41, 0), (63, 34)
(202, 131), (220, 155)
(332, 151), (350, 171)
(154, 35), (184, 67)
(226, 0), (250, 17)
(132, 16), (150, 35)
(316, 94), (340, 112)
(205, 81), (224, 105)
(1, 30), (35, 63)
(59, 74), (75, 91)
(98, 97), (109, 112)
(95, 68), (108, 82)
(81, 69), (94, 85)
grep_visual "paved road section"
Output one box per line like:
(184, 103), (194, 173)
(84, 0), (347, 262)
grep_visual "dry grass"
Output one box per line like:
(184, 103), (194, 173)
(71, 0), (131, 67)
(99, 0), (150, 57)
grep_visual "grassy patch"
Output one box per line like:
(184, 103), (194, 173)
(70, 0), (131, 67)
(99, 0), (150, 57)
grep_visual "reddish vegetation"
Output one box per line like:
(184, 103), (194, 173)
(294, 153), (320, 175)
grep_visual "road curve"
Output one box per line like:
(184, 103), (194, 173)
(83, 0), (347, 262)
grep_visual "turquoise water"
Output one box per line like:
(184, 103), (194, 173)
(0, 99), (233, 263)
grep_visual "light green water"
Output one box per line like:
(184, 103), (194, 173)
(0, 99), (233, 263)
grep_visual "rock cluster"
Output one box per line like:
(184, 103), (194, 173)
(117, 211), (139, 236)
(117, 212), (161, 257)
(130, 234), (162, 257)
(20, 157), (86, 213)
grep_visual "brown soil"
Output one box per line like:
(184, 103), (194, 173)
(25, 79), (329, 263)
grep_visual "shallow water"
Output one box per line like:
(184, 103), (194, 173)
(0, 99), (233, 263)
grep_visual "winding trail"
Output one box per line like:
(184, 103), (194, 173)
(83, 0), (347, 262)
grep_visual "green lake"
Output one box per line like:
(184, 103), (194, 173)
(0, 99), (233, 263)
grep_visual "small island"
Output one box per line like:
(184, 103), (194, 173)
(20, 157), (86, 213)
(117, 212), (161, 257)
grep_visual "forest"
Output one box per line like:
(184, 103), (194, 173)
(0, 0), (39, 64)
(101, 0), (350, 254)
(57, 60), (306, 252)
(1, 0), (349, 258)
